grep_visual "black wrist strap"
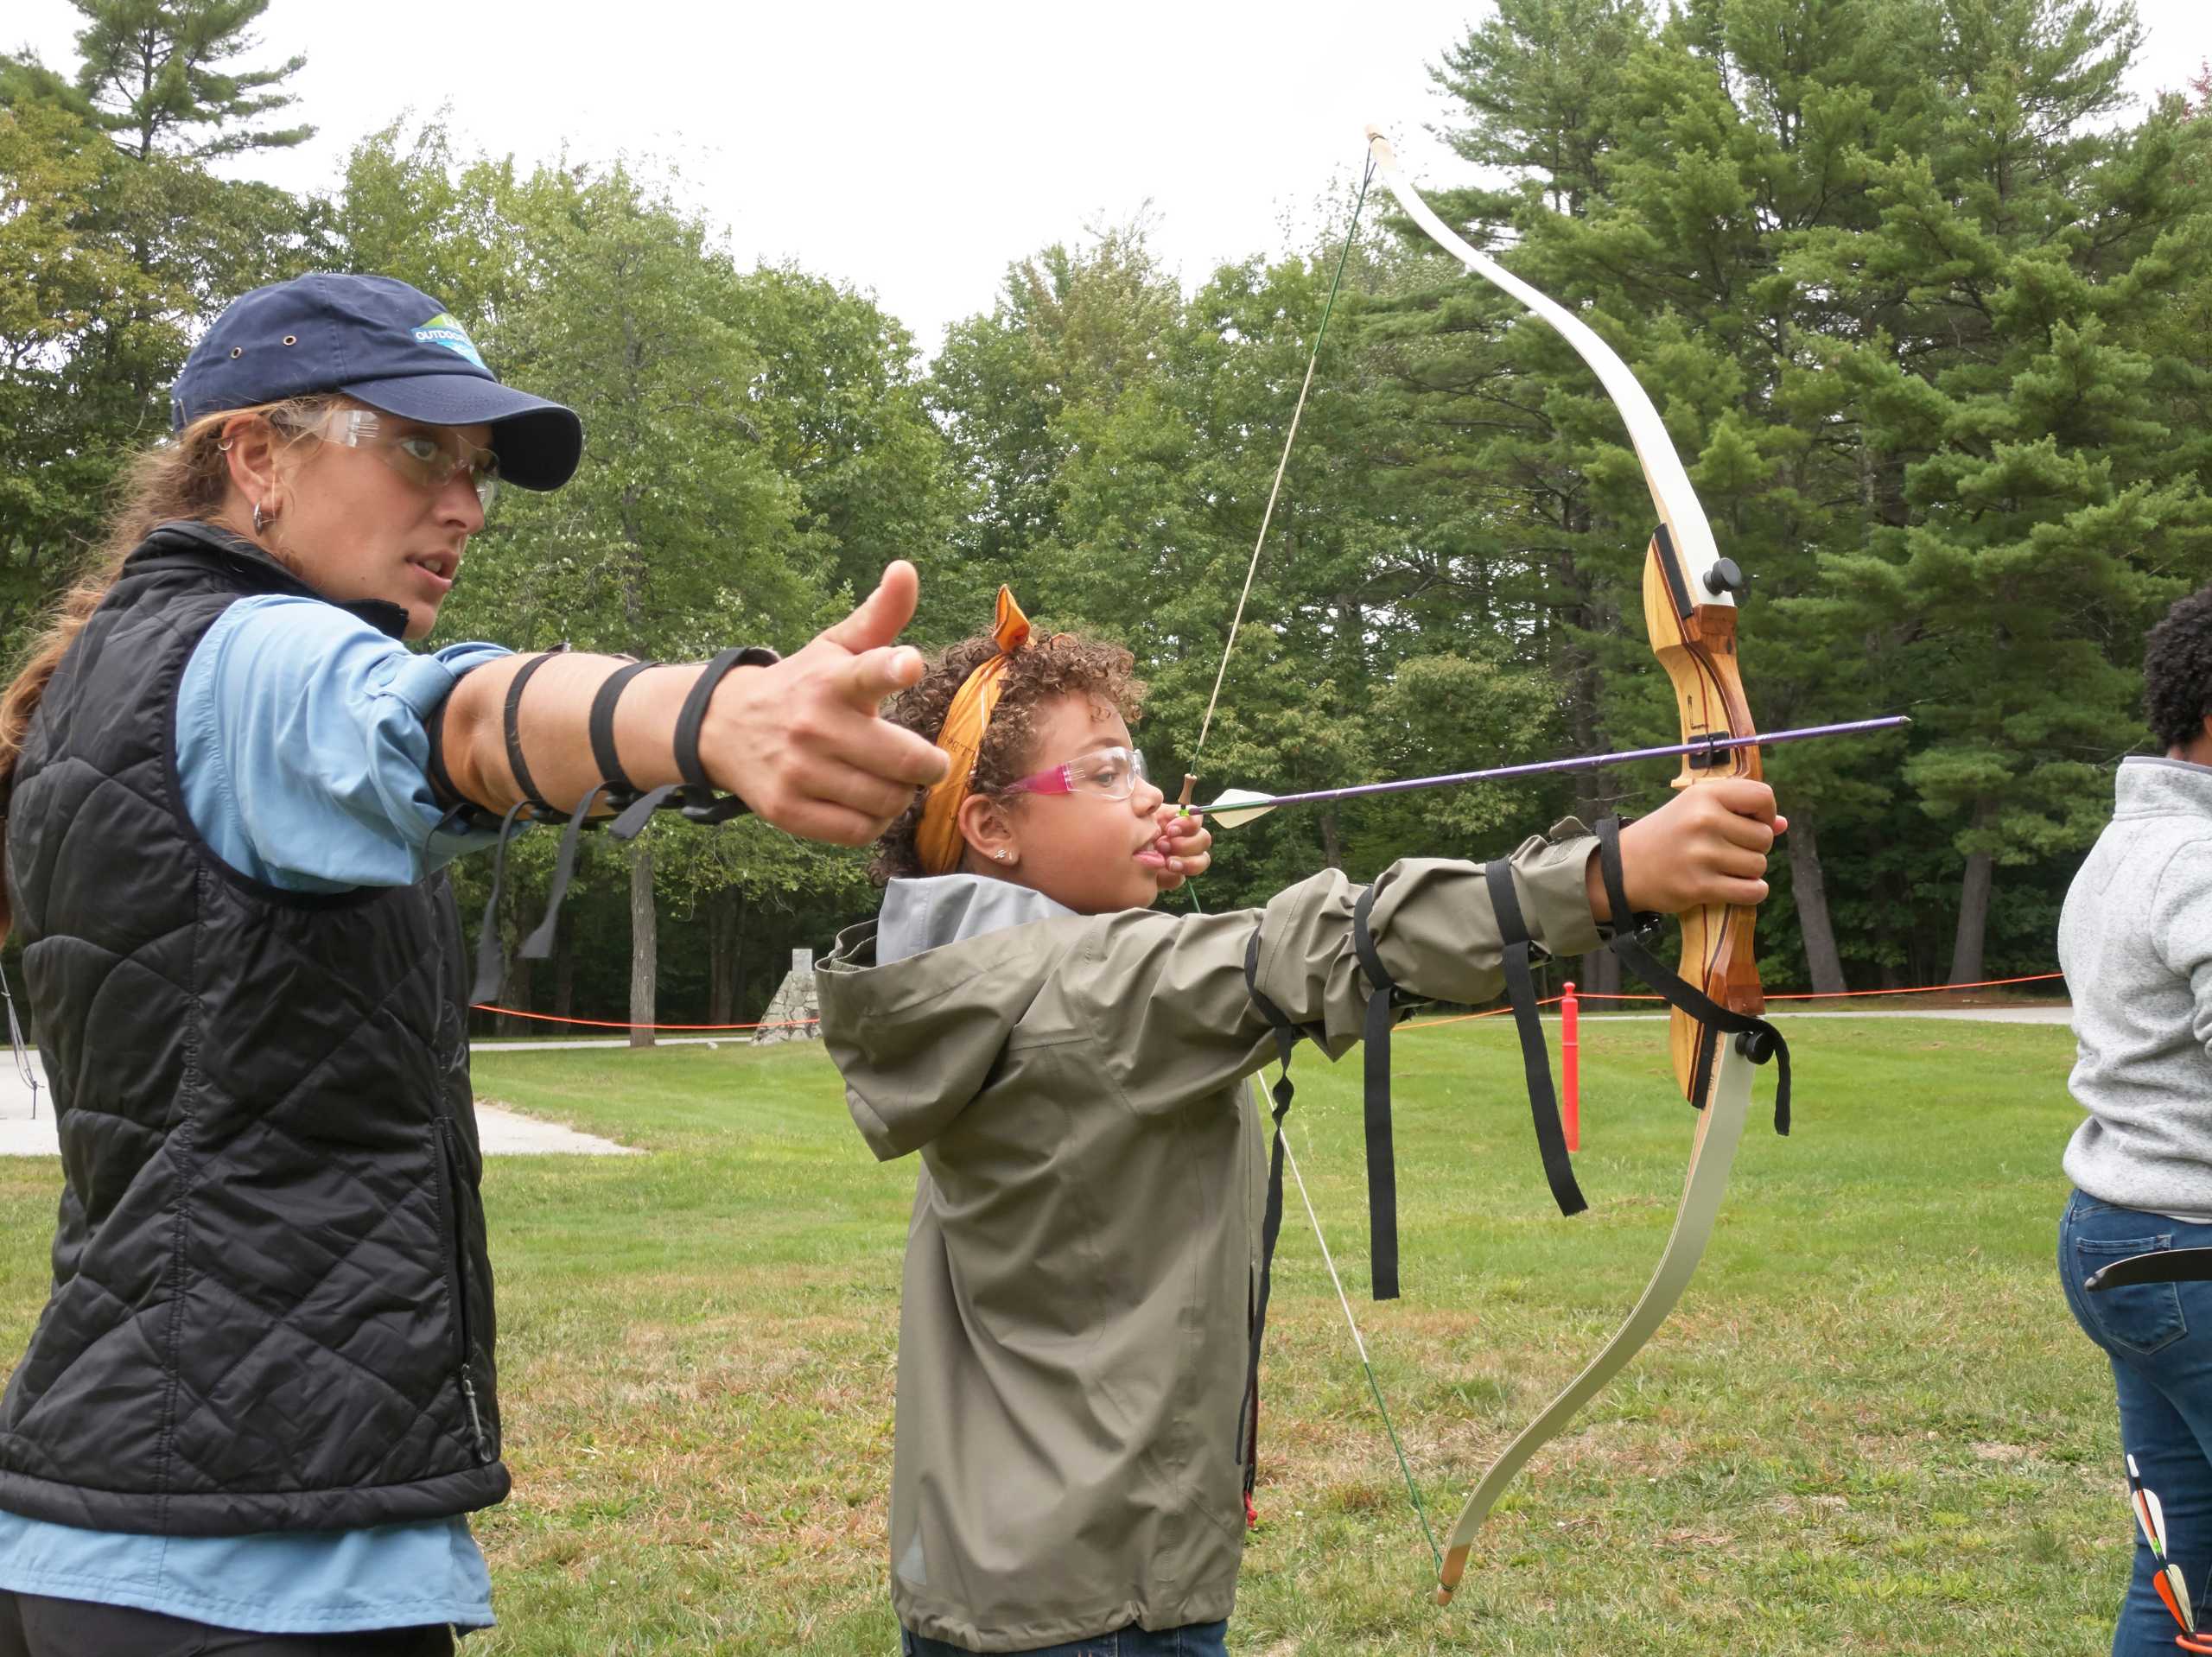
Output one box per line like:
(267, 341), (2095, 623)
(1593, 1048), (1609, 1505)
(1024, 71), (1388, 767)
(1239, 926), (1302, 1502)
(468, 802), (536, 1006)
(423, 690), (469, 816)
(1593, 816), (1790, 1134)
(606, 644), (780, 837)
(607, 785), (678, 841)
(466, 643), (787, 1015)
(1350, 883), (1404, 1302)
(670, 644), (779, 823)
(1485, 860), (1589, 1217)
(674, 647), (747, 790)
(518, 644), (779, 961)
(521, 786), (612, 963)
(588, 660), (658, 801)
(500, 646), (569, 816)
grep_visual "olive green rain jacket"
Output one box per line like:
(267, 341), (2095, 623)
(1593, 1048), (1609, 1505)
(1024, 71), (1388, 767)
(816, 827), (1603, 1653)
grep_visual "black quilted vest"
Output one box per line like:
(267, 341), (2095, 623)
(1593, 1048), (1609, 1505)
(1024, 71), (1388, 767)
(0, 520), (508, 1535)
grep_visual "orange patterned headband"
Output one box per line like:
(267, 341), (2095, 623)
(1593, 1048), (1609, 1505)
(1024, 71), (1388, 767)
(914, 586), (1032, 876)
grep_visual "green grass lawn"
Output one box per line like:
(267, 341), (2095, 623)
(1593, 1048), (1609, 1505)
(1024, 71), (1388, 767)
(0, 1018), (2123, 1654)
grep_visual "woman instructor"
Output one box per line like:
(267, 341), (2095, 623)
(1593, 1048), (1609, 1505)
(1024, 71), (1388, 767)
(0, 273), (946, 1655)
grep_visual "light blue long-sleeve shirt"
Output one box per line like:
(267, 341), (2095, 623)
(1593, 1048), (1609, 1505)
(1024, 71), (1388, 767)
(0, 594), (510, 1634)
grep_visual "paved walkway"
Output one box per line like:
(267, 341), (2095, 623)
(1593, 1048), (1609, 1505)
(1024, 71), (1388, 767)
(0, 1081), (641, 1158)
(0, 1006), (2064, 1156)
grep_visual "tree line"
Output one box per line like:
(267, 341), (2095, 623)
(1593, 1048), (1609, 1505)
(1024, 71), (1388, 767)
(4, 0), (2209, 1036)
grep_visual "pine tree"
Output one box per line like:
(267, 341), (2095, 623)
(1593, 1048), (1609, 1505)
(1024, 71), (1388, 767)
(1802, 0), (2212, 982)
(64, 0), (311, 160)
(1414, 0), (2212, 990)
(0, 2), (320, 638)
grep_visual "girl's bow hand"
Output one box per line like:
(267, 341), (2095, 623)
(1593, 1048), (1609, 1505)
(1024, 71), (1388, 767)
(1586, 778), (1786, 923)
(1141, 806), (1211, 893)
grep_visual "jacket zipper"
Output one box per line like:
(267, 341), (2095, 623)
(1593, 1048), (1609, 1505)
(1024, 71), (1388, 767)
(458, 1363), (490, 1462)
(436, 1116), (493, 1464)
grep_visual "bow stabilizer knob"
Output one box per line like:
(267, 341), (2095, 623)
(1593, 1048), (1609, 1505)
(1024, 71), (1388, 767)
(1734, 1025), (1777, 1065)
(1705, 557), (1747, 600)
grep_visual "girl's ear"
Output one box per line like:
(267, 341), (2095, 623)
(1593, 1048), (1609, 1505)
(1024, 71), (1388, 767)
(957, 790), (1020, 871)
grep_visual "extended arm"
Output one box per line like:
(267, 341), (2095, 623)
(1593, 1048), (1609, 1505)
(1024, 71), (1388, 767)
(434, 563), (949, 846)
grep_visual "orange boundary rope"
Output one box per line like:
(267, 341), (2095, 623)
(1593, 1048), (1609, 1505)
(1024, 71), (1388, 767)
(471, 1003), (817, 1033)
(1766, 969), (2063, 1000)
(1398, 970), (2066, 1032)
(474, 971), (2065, 1038)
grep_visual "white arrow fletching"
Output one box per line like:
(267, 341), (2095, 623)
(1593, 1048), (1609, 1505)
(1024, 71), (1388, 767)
(1198, 788), (1279, 829)
(2126, 1456), (2166, 1555)
(2171, 1561), (2196, 1630)
(2135, 1489), (2163, 1554)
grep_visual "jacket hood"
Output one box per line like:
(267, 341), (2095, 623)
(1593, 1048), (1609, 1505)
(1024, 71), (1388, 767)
(817, 876), (1085, 1159)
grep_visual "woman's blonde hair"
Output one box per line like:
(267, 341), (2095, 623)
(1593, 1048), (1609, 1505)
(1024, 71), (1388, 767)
(0, 395), (334, 935)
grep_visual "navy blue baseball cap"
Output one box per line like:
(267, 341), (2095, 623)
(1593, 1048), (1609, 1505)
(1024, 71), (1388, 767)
(171, 273), (583, 491)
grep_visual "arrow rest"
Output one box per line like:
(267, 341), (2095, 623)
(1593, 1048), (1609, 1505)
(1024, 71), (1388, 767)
(1686, 730), (1738, 771)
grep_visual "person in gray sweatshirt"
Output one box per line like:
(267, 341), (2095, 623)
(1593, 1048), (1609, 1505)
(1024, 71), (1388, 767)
(2058, 582), (2212, 1657)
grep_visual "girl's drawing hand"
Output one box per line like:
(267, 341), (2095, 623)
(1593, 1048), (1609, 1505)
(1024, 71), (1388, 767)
(1140, 806), (1211, 894)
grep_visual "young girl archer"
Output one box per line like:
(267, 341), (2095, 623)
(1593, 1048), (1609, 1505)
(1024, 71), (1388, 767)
(817, 588), (1784, 1656)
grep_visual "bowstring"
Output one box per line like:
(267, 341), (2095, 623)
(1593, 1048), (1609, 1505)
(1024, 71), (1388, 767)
(1186, 880), (1439, 1570)
(1176, 154), (1439, 1566)
(1186, 156), (1376, 778)
(1281, 1126), (1442, 1574)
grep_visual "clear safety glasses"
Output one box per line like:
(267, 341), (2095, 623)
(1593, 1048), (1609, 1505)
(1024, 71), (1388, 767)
(1001, 745), (1149, 803)
(313, 407), (499, 515)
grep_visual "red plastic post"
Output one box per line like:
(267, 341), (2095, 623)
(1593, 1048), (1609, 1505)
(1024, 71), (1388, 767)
(1561, 981), (1580, 1152)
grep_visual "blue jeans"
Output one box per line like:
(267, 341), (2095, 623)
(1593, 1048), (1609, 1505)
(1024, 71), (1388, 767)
(2060, 1189), (2212, 1656)
(899, 1621), (1228, 1657)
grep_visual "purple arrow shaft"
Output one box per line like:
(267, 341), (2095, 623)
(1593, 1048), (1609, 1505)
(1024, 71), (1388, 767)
(1198, 715), (1910, 816)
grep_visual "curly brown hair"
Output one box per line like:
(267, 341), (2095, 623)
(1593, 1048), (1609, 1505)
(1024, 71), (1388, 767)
(869, 627), (1146, 885)
(2145, 583), (2212, 752)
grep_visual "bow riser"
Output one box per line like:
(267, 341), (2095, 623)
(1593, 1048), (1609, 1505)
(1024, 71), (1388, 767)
(1643, 536), (1767, 1102)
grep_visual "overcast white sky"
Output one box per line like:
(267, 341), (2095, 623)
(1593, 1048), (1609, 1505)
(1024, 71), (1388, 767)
(11, 0), (2211, 355)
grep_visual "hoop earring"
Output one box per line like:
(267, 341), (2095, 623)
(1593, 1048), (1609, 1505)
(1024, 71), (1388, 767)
(251, 501), (267, 534)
